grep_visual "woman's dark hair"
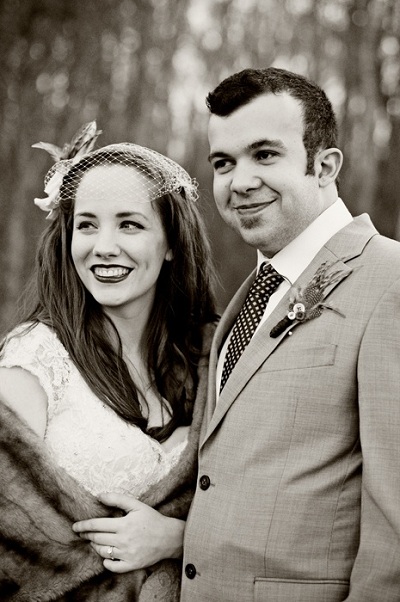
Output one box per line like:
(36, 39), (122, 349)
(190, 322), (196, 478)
(206, 67), (338, 176)
(6, 148), (217, 442)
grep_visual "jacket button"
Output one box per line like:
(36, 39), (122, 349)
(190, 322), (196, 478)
(185, 563), (197, 579)
(199, 475), (211, 490)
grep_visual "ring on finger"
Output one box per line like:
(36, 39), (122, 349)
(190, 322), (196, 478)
(106, 545), (115, 560)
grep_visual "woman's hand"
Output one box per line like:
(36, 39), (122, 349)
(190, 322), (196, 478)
(72, 492), (185, 573)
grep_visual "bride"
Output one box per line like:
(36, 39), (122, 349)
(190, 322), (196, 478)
(0, 123), (217, 601)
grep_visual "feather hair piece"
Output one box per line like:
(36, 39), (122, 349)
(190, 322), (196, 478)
(32, 121), (102, 218)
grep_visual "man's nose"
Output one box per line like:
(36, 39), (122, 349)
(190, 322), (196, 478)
(229, 161), (262, 195)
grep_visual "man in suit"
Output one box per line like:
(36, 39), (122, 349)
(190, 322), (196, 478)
(181, 68), (400, 601)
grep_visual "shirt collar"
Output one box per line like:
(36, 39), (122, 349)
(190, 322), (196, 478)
(257, 198), (353, 284)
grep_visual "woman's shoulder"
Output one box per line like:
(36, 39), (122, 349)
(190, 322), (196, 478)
(1, 322), (70, 365)
(6, 321), (55, 337)
(0, 322), (73, 417)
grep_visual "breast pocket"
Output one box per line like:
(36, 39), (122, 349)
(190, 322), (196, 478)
(259, 343), (337, 372)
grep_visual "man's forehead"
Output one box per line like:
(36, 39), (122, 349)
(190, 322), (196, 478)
(208, 92), (304, 150)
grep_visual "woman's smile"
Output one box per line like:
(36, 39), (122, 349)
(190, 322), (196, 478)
(91, 265), (133, 283)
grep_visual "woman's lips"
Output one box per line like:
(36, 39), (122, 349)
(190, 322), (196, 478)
(91, 266), (132, 283)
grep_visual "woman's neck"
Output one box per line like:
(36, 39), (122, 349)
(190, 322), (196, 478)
(104, 306), (150, 356)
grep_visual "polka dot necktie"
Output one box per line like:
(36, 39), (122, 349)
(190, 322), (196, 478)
(220, 263), (284, 393)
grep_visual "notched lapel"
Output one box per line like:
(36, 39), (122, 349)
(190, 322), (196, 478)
(202, 270), (257, 432)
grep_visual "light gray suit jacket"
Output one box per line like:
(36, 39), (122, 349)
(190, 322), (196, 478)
(182, 215), (400, 602)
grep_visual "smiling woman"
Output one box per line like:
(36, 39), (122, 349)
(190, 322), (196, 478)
(0, 125), (217, 600)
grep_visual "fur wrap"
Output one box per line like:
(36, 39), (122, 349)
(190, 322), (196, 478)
(0, 322), (215, 602)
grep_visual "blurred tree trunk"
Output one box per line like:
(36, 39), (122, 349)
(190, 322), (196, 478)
(382, 117), (400, 239)
(377, 0), (400, 239)
(0, 0), (50, 333)
(339, 0), (382, 218)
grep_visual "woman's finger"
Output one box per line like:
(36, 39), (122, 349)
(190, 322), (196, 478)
(90, 542), (120, 561)
(78, 531), (116, 546)
(97, 491), (143, 513)
(72, 517), (119, 533)
(90, 544), (136, 574)
(103, 558), (135, 574)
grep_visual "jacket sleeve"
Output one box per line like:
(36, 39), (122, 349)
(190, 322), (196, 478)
(346, 277), (400, 601)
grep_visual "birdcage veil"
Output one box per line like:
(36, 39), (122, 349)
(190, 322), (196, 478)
(33, 122), (199, 219)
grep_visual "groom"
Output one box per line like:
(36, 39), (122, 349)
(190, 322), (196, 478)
(181, 68), (400, 601)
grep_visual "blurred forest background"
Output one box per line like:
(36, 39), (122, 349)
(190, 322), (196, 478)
(0, 0), (399, 335)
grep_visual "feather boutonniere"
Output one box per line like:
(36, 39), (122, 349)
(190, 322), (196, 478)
(270, 260), (350, 338)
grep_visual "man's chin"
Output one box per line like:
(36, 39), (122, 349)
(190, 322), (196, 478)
(238, 214), (262, 231)
(236, 223), (270, 250)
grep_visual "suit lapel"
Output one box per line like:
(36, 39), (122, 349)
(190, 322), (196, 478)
(201, 214), (378, 448)
(203, 269), (256, 429)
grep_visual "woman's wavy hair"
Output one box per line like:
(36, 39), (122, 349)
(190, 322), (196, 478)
(12, 148), (217, 442)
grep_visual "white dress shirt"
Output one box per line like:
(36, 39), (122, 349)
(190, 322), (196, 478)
(216, 199), (353, 397)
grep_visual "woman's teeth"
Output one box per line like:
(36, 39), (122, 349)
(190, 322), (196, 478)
(93, 267), (130, 277)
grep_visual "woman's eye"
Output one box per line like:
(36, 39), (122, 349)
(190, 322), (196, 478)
(75, 221), (96, 230)
(120, 220), (144, 231)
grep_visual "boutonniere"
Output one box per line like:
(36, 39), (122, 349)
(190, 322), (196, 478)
(270, 260), (350, 338)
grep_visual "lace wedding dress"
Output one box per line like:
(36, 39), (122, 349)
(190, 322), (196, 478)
(0, 323), (188, 497)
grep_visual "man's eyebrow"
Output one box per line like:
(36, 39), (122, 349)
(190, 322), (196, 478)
(208, 151), (230, 163)
(249, 138), (286, 151)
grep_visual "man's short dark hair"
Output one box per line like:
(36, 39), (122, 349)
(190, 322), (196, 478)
(206, 67), (338, 175)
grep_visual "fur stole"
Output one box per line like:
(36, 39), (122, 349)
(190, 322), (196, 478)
(0, 322), (215, 601)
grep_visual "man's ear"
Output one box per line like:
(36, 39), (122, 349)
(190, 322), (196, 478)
(316, 148), (343, 188)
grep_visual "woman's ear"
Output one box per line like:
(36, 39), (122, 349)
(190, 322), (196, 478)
(316, 148), (343, 188)
(165, 249), (173, 261)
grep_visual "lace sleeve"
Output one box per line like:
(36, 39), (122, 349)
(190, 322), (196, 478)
(0, 323), (72, 419)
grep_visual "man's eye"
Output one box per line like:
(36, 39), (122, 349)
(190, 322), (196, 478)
(256, 150), (277, 161)
(212, 159), (234, 174)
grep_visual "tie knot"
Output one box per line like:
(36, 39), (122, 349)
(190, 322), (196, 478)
(253, 263), (283, 293)
(259, 261), (277, 276)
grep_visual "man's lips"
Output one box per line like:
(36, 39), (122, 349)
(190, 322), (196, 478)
(234, 200), (276, 215)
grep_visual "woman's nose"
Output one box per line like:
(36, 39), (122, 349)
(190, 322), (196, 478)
(92, 230), (121, 257)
